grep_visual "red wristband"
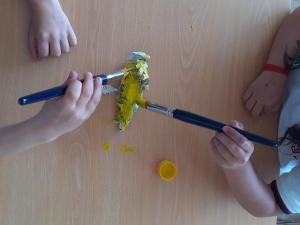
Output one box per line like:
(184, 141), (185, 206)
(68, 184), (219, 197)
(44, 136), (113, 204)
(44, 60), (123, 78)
(264, 63), (289, 77)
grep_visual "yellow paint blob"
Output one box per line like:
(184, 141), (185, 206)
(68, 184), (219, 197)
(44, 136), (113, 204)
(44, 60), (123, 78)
(115, 70), (143, 131)
(103, 142), (110, 151)
(107, 120), (112, 125)
(135, 98), (147, 108)
(120, 144), (135, 154)
(115, 52), (150, 131)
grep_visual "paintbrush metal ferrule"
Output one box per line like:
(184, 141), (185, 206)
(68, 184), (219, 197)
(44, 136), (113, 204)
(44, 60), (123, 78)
(146, 102), (176, 117)
(104, 70), (124, 83)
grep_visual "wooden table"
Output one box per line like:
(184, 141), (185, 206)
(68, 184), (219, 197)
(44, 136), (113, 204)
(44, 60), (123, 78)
(0, 0), (290, 224)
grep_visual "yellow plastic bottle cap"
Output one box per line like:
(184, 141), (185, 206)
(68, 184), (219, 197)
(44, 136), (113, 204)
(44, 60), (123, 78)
(156, 160), (177, 181)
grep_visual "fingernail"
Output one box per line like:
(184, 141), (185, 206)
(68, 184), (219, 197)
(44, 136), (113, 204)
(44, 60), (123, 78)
(223, 126), (229, 133)
(86, 72), (92, 76)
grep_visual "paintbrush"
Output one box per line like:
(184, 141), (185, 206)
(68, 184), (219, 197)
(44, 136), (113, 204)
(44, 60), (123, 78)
(18, 70), (124, 105)
(135, 98), (277, 147)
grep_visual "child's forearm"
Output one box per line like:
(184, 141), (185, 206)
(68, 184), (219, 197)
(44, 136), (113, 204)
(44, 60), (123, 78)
(0, 118), (56, 157)
(268, 7), (300, 67)
(223, 161), (282, 217)
(27, 0), (61, 10)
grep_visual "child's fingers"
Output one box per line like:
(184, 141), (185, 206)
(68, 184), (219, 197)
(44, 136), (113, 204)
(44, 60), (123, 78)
(44, 71), (78, 105)
(62, 71), (82, 105)
(245, 96), (256, 112)
(76, 72), (94, 107)
(61, 70), (78, 85)
(68, 29), (77, 47)
(28, 34), (38, 60)
(86, 77), (103, 113)
(229, 120), (244, 130)
(250, 102), (264, 118)
(37, 40), (49, 60)
(210, 138), (227, 166)
(60, 37), (70, 54)
(50, 41), (61, 58)
(220, 126), (253, 153)
(212, 135), (236, 163)
(242, 86), (255, 103)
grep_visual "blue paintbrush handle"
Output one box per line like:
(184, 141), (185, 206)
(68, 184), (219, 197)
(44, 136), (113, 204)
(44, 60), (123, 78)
(18, 74), (108, 105)
(173, 109), (277, 147)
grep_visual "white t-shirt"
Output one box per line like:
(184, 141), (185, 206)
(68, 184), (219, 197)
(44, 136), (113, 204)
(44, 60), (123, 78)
(271, 69), (300, 214)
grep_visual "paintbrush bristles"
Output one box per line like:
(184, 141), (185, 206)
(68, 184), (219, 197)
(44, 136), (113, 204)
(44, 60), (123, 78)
(135, 98), (147, 108)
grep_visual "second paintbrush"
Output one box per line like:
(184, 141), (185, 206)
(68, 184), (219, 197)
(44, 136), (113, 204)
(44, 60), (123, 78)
(135, 98), (277, 148)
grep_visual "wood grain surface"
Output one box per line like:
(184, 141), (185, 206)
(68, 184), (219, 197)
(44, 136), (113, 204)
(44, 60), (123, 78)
(0, 0), (290, 224)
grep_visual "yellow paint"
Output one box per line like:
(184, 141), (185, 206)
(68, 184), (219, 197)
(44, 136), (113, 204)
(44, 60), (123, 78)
(103, 142), (110, 151)
(115, 52), (150, 131)
(120, 144), (135, 154)
(107, 120), (112, 125)
(135, 98), (147, 109)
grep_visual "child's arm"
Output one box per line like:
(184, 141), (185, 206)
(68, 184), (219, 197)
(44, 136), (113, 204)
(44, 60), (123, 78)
(27, 0), (77, 60)
(243, 7), (300, 118)
(210, 120), (282, 217)
(0, 71), (102, 157)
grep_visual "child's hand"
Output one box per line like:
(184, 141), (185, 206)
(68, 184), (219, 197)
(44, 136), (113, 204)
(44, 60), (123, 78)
(28, 0), (77, 60)
(242, 71), (287, 118)
(210, 120), (254, 170)
(33, 71), (102, 141)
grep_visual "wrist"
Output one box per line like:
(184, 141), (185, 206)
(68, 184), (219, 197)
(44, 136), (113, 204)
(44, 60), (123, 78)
(264, 63), (290, 77)
(29, 116), (59, 144)
(222, 161), (250, 172)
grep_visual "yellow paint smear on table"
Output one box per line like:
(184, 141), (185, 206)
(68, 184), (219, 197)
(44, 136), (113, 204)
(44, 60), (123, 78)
(103, 142), (110, 151)
(120, 144), (135, 154)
